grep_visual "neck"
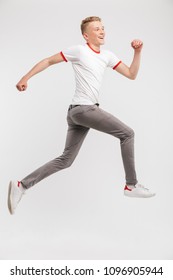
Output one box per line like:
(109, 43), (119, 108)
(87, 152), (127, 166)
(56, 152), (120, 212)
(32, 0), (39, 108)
(87, 42), (100, 53)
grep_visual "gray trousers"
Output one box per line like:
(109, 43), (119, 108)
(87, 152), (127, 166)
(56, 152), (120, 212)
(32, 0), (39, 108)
(22, 104), (138, 188)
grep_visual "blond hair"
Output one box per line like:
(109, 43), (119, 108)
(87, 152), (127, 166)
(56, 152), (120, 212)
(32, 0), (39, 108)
(81, 16), (101, 34)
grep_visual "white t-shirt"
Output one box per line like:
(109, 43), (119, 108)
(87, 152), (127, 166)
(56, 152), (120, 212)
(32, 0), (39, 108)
(61, 43), (121, 105)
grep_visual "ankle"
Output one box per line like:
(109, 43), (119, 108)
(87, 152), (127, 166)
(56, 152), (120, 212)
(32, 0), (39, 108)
(18, 181), (26, 191)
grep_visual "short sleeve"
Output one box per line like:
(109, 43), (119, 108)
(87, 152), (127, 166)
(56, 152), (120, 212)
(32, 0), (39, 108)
(60, 45), (81, 63)
(106, 50), (122, 70)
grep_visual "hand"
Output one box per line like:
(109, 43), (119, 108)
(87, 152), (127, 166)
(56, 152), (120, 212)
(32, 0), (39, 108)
(16, 77), (28, 92)
(131, 39), (143, 52)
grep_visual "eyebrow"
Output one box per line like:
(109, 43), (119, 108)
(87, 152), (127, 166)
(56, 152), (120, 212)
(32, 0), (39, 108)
(94, 26), (104, 29)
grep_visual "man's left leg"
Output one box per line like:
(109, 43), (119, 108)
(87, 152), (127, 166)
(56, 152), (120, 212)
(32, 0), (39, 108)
(71, 104), (155, 198)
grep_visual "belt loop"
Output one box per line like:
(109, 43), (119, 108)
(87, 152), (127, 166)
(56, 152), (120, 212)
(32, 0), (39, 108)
(68, 104), (80, 111)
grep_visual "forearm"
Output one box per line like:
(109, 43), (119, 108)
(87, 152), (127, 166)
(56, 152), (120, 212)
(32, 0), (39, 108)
(129, 50), (141, 79)
(23, 58), (50, 81)
(115, 39), (143, 80)
(16, 53), (64, 91)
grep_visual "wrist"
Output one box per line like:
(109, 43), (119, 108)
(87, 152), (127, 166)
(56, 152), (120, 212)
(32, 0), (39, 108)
(23, 75), (29, 81)
(134, 49), (142, 55)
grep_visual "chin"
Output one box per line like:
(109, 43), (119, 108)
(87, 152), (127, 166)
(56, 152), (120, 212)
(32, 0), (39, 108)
(99, 39), (105, 45)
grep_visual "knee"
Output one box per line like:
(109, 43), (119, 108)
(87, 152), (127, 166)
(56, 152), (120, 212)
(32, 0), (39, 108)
(65, 158), (74, 168)
(127, 127), (135, 138)
(58, 153), (75, 169)
(121, 127), (135, 142)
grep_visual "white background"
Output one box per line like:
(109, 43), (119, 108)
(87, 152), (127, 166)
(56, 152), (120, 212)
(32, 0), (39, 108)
(0, 0), (173, 260)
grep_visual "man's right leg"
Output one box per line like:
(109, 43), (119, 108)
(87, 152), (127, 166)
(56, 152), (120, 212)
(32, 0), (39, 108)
(8, 108), (89, 214)
(21, 120), (89, 189)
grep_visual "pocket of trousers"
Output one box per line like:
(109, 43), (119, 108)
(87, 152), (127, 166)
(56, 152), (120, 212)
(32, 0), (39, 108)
(69, 105), (83, 117)
(80, 105), (97, 114)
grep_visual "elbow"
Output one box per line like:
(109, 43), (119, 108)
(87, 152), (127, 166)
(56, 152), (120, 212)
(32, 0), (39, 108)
(43, 57), (54, 67)
(130, 75), (136, 80)
(46, 58), (52, 66)
(129, 72), (137, 80)
(128, 68), (138, 80)
(40, 58), (51, 68)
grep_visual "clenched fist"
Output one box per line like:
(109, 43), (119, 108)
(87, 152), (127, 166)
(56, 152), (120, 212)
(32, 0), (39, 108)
(131, 39), (143, 51)
(16, 77), (28, 92)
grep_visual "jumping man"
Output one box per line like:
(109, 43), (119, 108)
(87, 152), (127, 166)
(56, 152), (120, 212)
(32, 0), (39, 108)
(8, 16), (155, 215)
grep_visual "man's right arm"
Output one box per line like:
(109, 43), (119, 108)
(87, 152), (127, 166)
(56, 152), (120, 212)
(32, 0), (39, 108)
(16, 52), (65, 91)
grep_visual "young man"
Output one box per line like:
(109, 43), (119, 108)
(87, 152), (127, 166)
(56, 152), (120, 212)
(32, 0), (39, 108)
(8, 16), (155, 215)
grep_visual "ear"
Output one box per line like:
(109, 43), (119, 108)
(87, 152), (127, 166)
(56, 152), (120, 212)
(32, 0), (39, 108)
(83, 32), (88, 41)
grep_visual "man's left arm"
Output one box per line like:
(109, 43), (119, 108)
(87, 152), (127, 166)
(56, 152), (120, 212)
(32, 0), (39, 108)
(115, 39), (143, 80)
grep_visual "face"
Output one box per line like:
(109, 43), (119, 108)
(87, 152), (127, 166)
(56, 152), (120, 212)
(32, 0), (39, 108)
(83, 21), (105, 46)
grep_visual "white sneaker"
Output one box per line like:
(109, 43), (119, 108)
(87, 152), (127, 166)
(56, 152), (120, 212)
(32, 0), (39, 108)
(8, 181), (26, 214)
(124, 183), (156, 198)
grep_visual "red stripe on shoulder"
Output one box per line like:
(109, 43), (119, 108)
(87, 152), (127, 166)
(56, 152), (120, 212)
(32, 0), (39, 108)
(60, 51), (68, 62)
(113, 61), (122, 70)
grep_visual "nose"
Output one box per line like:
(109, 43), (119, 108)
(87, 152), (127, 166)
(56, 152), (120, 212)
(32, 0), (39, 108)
(99, 29), (105, 35)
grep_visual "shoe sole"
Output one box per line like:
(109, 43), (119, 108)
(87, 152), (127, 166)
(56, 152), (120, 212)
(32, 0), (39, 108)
(124, 192), (156, 198)
(8, 181), (13, 215)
